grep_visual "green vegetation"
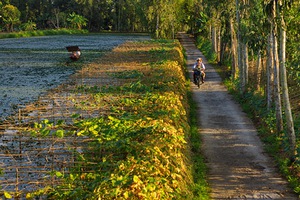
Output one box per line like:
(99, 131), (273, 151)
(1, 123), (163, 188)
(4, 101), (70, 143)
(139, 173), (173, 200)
(67, 12), (88, 30)
(0, 4), (20, 32)
(23, 40), (209, 199)
(195, 37), (217, 63)
(188, 92), (210, 199)
(0, 0), (299, 197)
(191, 0), (300, 194)
(224, 83), (300, 195)
(195, 34), (300, 196)
(0, 0), (195, 38)
(0, 28), (88, 39)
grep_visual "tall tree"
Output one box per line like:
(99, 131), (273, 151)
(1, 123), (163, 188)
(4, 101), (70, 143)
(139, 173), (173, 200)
(278, 0), (296, 158)
(145, 0), (184, 38)
(234, 0), (244, 92)
(0, 4), (21, 32)
(230, 10), (238, 80)
(266, 34), (274, 110)
(265, 0), (284, 133)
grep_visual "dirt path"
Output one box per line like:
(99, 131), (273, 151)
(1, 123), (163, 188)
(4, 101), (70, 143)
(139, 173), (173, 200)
(178, 33), (298, 199)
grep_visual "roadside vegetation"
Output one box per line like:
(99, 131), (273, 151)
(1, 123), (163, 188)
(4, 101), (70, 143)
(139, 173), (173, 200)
(17, 39), (210, 199)
(191, 0), (300, 195)
(195, 34), (300, 195)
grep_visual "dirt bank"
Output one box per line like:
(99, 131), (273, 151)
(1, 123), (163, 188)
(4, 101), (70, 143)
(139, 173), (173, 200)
(178, 33), (298, 199)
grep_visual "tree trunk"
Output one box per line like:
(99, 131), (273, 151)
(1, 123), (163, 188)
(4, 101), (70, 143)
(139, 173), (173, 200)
(236, 0), (244, 93)
(217, 28), (221, 63)
(53, 8), (60, 29)
(279, 15), (296, 158)
(243, 42), (249, 87)
(220, 41), (227, 65)
(230, 16), (238, 80)
(239, 42), (246, 93)
(255, 49), (262, 91)
(117, 1), (121, 31)
(272, 1), (283, 133)
(156, 14), (160, 38)
(266, 34), (274, 110)
(212, 26), (217, 55)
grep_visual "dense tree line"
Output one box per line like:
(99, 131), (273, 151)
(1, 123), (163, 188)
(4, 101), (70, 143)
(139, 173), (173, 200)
(0, 0), (192, 38)
(191, 0), (299, 159)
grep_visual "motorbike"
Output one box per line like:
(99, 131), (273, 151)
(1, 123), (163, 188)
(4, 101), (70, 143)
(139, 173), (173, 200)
(194, 67), (203, 88)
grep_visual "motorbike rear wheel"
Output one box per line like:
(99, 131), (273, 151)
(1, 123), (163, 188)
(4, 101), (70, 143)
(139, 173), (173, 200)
(195, 75), (201, 88)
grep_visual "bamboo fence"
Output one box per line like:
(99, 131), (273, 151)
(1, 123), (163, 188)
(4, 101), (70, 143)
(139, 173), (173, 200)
(0, 59), (125, 199)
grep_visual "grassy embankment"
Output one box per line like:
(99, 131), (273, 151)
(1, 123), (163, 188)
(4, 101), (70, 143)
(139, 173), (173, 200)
(0, 28), (88, 39)
(195, 35), (300, 195)
(22, 39), (210, 199)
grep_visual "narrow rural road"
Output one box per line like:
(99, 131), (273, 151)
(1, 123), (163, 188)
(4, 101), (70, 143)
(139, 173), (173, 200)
(178, 33), (299, 199)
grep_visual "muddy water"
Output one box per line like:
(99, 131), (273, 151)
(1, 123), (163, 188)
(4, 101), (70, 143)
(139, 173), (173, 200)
(0, 34), (150, 119)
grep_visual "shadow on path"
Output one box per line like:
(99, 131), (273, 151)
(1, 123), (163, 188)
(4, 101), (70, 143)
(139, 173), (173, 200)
(178, 33), (298, 199)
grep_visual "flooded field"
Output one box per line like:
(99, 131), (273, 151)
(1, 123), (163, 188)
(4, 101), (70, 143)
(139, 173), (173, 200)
(0, 34), (150, 119)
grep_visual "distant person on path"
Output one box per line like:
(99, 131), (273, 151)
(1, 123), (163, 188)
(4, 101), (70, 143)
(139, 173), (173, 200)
(193, 57), (206, 84)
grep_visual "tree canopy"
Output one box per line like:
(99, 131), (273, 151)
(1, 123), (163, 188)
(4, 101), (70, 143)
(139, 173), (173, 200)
(0, 3), (20, 32)
(0, 0), (190, 38)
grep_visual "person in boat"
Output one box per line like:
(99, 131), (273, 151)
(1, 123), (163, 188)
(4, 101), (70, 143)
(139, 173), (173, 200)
(70, 50), (81, 60)
(66, 46), (81, 61)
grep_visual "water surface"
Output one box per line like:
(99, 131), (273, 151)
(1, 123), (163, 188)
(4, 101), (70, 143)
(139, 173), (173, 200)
(0, 34), (150, 119)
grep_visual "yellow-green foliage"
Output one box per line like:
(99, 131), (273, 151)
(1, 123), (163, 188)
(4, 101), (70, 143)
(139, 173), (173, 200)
(28, 40), (197, 199)
(0, 28), (88, 39)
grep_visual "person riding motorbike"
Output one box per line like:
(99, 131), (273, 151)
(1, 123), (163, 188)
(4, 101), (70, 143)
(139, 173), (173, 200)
(193, 57), (206, 84)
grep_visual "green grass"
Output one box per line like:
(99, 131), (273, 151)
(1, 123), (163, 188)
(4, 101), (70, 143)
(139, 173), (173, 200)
(0, 28), (88, 39)
(188, 91), (210, 199)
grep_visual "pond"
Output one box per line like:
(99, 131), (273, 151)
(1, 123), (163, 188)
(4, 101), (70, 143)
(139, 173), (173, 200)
(0, 34), (150, 119)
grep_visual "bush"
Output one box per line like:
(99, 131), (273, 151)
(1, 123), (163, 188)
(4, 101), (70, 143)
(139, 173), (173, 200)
(195, 36), (217, 63)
